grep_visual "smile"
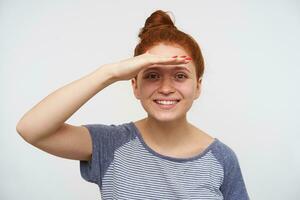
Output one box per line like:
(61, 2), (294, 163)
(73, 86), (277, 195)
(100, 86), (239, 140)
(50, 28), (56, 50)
(153, 99), (180, 109)
(154, 100), (179, 105)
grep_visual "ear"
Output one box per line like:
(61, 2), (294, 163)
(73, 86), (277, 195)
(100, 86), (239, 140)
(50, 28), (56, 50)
(131, 77), (141, 99)
(194, 78), (202, 100)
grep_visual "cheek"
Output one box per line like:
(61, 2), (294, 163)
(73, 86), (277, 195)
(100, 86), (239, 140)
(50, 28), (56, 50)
(139, 82), (157, 97)
(178, 84), (195, 97)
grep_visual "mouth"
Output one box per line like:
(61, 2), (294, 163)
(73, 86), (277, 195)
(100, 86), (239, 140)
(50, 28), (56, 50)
(154, 99), (180, 104)
(153, 99), (181, 109)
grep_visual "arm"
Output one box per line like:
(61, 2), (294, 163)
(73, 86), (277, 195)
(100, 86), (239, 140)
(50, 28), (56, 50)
(220, 150), (250, 200)
(16, 53), (189, 160)
(16, 66), (115, 144)
(16, 66), (116, 160)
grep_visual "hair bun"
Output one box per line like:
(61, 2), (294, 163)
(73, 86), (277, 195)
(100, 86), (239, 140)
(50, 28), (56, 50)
(138, 10), (177, 39)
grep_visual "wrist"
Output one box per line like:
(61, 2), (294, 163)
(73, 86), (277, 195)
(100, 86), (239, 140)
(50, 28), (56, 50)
(99, 64), (120, 82)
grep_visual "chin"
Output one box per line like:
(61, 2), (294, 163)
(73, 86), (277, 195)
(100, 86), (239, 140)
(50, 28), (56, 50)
(148, 112), (185, 123)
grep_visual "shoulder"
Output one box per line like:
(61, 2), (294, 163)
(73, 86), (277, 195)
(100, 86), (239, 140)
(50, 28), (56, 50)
(83, 122), (134, 134)
(82, 121), (137, 143)
(210, 139), (243, 176)
(211, 139), (239, 165)
(212, 139), (237, 156)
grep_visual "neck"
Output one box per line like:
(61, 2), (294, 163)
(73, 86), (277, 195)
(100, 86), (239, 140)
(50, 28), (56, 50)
(136, 116), (194, 149)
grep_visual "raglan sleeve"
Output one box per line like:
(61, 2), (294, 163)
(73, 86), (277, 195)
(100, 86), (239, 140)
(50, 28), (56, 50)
(220, 147), (250, 200)
(79, 123), (117, 185)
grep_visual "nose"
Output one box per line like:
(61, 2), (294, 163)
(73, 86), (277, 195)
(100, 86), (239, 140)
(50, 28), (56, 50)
(157, 77), (175, 95)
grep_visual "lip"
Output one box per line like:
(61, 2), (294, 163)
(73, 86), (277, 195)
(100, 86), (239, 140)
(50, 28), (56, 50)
(153, 99), (180, 110)
(153, 98), (181, 101)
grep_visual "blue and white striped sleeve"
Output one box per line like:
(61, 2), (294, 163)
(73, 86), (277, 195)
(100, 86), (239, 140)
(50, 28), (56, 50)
(220, 146), (250, 200)
(213, 142), (250, 200)
(79, 124), (118, 185)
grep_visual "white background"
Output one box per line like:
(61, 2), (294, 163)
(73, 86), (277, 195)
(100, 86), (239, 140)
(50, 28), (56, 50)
(1, 0), (299, 199)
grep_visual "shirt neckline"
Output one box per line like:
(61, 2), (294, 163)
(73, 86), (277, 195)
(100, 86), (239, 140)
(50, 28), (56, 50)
(129, 121), (219, 163)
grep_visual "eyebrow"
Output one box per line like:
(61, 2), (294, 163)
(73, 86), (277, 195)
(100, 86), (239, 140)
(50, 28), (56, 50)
(143, 66), (192, 74)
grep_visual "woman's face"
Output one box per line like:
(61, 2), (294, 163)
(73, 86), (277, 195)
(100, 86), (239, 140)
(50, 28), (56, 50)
(131, 43), (201, 122)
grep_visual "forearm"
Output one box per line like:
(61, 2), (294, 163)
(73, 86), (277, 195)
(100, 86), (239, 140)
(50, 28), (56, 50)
(16, 65), (117, 142)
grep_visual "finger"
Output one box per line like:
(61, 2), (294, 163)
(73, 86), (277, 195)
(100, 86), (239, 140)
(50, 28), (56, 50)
(155, 55), (190, 64)
(145, 53), (191, 66)
(157, 57), (190, 65)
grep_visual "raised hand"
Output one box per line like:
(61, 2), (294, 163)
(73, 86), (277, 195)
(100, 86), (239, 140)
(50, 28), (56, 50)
(103, 52), (191, 81)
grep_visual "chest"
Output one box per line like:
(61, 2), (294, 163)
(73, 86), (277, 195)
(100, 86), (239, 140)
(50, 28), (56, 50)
(102, 147), (224, 199)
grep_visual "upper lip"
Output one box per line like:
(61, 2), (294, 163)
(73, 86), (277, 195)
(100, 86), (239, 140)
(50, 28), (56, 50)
(154, 99), (180, 101)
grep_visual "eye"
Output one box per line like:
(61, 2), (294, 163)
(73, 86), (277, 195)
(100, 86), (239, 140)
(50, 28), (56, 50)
(144, 72), (160, 80)
(175, 73), (188, 80)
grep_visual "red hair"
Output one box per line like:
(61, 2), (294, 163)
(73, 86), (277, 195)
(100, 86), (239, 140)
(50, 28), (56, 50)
(134, 10), (205, 80)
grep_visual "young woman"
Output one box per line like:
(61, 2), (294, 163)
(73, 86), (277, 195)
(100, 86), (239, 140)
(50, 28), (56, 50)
(17, 10), (249, 199)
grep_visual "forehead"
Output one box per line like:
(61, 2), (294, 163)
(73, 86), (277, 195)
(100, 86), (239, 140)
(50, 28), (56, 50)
(147, 43), (189, 57)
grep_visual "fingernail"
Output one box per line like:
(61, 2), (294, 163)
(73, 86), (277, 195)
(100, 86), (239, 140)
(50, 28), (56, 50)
(172, 55), (178, 58)
(185, 57), (192, 60)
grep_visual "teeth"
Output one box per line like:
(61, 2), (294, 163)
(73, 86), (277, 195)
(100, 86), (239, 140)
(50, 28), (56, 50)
(156, 100), (178, 105)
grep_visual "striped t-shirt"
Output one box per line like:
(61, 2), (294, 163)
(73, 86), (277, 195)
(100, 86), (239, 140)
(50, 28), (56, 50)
(79, 122), (249, 200)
